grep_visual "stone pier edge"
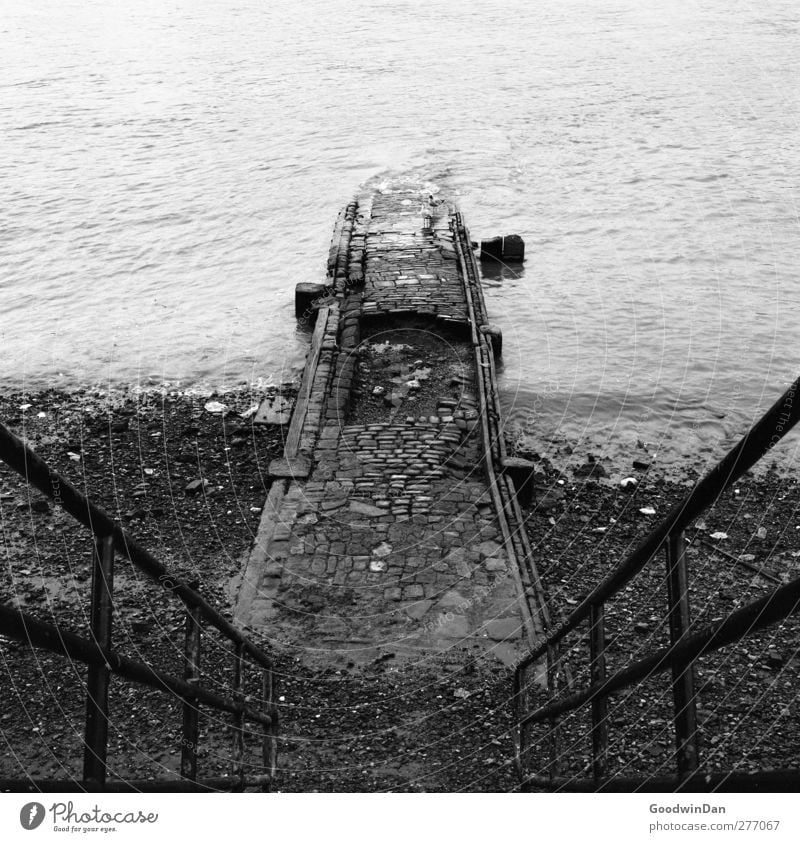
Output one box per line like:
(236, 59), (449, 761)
(450, 208), (551, 644)
(235, 200), (359, 626)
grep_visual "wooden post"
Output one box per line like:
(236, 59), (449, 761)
(665, 531), (700, 777)
(83, 535), (114, 786)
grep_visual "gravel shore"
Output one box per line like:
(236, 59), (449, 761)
(2, 388), (798, 790)
(0, 387), (285, 786)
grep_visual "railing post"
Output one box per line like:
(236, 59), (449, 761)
(546, 643), (560, 780)
(181, 582), (201, 784)
(83, 534), (114, 786)
(589, 603), (609, 783)
(262, 669), (278, 791)
(665, 530), (700, 778)
(232, 644), (246, 790)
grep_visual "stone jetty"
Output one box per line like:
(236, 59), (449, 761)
(235, 186), (547, 669)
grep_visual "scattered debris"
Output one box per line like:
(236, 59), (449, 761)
(372, 542), (392, 558)
(203, 400), (228, 414)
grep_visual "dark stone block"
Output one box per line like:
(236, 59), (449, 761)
(480, 324), (503, 357)
(502, 234), (525, 261)
(480, 237), (503, 261)
(295, 282), (328, 319)
(501, 456), (537, 508)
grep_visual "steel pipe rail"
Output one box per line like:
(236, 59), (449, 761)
(522, 769), (800, 793)
(520, 570), (800, 730)
(0, 775), (273, 793)
(0, 605), (273, 728)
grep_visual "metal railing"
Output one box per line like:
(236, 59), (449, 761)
(0, 419), (278, 792)
(514, 375), (800, 792)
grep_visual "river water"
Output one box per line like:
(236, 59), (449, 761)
(2, 0), (799, 472)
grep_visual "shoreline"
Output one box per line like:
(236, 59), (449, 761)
(7, 374), (800, 484)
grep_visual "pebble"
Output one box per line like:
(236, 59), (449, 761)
(185, 478), (211, 495)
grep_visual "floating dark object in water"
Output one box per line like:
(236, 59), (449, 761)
(480, 234), (525, 262)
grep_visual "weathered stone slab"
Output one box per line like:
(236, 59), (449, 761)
(268, 456), (311, 479)
(348, 500), (385, 517)
(254, 394), (294, 425)
(484, 618), (522, 641)
(404, 600), (433, 621)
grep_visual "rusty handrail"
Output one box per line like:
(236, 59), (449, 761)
(519, 570), (800, 729)
(523, 769), (800, 793)
(516, 374), (800, 674)
(0, 416), (278, 791)
(515, 375), (800, 791)
(0, 605), (272, 727)
(0, 419), (272, 671)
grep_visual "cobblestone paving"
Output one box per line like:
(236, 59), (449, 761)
(238, 189), (527, 667)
